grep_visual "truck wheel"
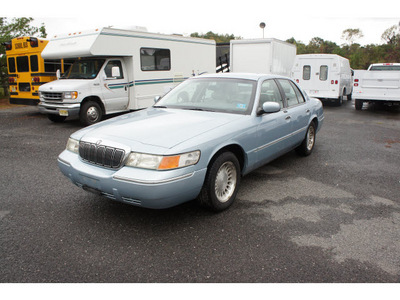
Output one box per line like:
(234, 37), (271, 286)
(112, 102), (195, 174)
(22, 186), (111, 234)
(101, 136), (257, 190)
(80, 101), (103, 126)
(198, 152), (240, 212)
(355, 99), (363, 110)
(47, 114), (66, 123)
(296, 121), (316, 156)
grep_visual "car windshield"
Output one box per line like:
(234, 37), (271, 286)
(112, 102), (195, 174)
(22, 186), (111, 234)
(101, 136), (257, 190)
(155, 77), (257, 115)
(61, 59), (105, 79)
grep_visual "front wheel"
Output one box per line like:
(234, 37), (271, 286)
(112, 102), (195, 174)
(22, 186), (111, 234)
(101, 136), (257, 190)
(296, 121), (316, 156)
(80, 101), (103, 126)
(198, 152), (241, 212)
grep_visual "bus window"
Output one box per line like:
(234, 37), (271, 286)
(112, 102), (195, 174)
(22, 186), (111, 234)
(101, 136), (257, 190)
(17, 56), (29, 72)
(30, 55), (39, 72)
(8, 57), (16, 73)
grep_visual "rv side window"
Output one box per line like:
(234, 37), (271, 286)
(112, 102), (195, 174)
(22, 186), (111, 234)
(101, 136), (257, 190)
(8, 57), (16, 73)
(303, 65), (311, 80)
(320, 65), (328, 81)
(140, 48), (171, 71)
(104, 60), (124, 79)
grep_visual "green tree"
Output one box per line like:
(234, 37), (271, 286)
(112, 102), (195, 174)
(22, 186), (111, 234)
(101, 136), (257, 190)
(190, 31), (240, 43)
(0, 17), (47, 97)
(342, 28), (364, 46)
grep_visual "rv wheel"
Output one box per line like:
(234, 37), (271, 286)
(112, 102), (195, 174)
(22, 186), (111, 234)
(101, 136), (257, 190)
(80, 101), (103, 126)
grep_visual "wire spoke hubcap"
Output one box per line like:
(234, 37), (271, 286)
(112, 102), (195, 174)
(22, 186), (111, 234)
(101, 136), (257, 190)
(307, 125), (315, 151)
(214, 161), (237, 203)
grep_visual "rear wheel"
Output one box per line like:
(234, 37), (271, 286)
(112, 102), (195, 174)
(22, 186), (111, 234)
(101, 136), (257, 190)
(80, 101), (103, 126)
(355, 99), (363, 110)
(198, 152), (240, 212)
(296, 121), (316, 156)
(47, 114), (66, 123)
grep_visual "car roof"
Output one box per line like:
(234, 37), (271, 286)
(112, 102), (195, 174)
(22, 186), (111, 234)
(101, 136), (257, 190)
(195, 73), (289, 81)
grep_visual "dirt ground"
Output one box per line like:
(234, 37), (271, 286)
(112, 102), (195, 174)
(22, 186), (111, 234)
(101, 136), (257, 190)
(0, 97), (25, 110)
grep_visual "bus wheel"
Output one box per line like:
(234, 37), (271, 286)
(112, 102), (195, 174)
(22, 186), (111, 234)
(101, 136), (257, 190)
(80, 101), (103, 126)
(47, 114), (66, 123)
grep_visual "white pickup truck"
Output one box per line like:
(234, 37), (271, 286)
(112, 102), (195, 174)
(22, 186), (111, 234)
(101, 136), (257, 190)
(353, 63), (400, 110)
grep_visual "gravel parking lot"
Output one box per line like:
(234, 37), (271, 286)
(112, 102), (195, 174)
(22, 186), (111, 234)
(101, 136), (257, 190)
(0, 99), (399, 283)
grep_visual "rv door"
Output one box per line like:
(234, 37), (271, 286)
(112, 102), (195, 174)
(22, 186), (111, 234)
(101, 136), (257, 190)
(102, 59), (129, 112)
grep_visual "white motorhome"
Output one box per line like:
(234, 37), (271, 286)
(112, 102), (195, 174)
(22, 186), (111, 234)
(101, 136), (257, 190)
(353, 63), (400, 110)
(38, 27), (216, 125)
(229, 39), (296, 76)
(291, 54), (353, 105)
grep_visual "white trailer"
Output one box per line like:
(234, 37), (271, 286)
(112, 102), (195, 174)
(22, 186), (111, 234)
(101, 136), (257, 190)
(229, 38), (296, 76)
(353, 63), (400, 110)
(38, 27), (216, 125)
(291, 54), (353, 105)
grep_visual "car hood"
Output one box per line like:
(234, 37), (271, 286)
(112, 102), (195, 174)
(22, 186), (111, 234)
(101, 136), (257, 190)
(73, 108), (244, 150)
(39, 79), (90, 92)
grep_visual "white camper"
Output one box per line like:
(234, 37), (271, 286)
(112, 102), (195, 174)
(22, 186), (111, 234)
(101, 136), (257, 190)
(38, 27), (216, 125)
(229, 39), (296, 76)
(291, 54), (353, 105)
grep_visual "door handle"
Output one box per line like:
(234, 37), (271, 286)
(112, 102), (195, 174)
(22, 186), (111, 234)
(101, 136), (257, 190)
(285, 116), (291, 120)
(306, 109), (310, 114)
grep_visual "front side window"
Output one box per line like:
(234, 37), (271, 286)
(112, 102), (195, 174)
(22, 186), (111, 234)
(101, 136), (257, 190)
(260, 80), (283, 108)
(141, 48), (171, 71)
(44, 60), (62, 73)
(303, 65), (311, 80)
(8, 57), (16, 73)
(104, 60), (124, 79)
(155, 78), (256, 115)
(30, 55), (39, 72)
(320, 65), (328, 81)
(277, 79), (305, 107)
(61, 59), (105, 79)
(17, 56), (29, 72)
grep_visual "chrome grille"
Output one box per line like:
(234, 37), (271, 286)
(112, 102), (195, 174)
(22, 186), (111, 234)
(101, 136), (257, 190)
(79, 141), (125, 168)
(42, 92), (63, 101)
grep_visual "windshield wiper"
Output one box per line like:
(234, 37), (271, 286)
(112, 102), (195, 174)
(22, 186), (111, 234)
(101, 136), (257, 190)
(153, 105), (168, 108)
(183, 107), (215, 112)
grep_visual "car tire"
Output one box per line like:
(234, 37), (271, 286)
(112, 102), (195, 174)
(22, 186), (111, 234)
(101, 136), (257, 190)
(296, 121), (316, 156)
(198, 152), (241, 212)
(47, 114), (66, 123)
(355, 99), (363, 110)
(80, 101), (103, 126)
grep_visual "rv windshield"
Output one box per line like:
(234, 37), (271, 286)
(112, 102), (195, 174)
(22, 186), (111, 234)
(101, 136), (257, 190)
(61, 59), (105, 79)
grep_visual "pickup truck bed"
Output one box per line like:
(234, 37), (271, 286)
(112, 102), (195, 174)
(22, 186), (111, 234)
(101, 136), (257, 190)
(353, 63), (400, 110)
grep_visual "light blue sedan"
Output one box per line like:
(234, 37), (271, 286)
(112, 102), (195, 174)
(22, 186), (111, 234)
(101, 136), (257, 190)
(58, 73), (324, 211)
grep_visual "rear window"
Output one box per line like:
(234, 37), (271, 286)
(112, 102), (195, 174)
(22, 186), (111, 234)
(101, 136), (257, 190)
(319, 65), (328, 81)
(17, 56), (29, 72)
(303, 65), (311, 80)
(369, 65), (400, 71)
(8, 57), (16, 73)
(30, 55), (39, 72)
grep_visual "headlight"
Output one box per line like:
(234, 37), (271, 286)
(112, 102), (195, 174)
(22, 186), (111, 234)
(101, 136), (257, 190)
(64, 91), (78, 99)
(66, 138), (79, 153)
(125, 150), (200, 170)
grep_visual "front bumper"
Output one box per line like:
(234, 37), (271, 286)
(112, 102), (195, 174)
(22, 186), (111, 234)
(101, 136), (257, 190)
(57, 150), (207, 209)
(38, 101), (81, 117)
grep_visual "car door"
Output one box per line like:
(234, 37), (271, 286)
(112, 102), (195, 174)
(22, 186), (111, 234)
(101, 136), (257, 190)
(102, 59), (129, 112)
(276, 79), (310, 145)
(255, 79), (294, 167)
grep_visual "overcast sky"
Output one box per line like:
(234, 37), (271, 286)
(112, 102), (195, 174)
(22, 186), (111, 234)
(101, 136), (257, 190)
(3, 0), (399, 46)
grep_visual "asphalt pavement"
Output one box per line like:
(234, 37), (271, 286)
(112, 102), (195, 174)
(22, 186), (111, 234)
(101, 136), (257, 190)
(1, 100), (399, 283)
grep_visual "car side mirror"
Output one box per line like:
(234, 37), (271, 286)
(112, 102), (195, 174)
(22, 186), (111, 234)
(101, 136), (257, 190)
(257, 102), (281, 115)
(111, 66), (120, 78)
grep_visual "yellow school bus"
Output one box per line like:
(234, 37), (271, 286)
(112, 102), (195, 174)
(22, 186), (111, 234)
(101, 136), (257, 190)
(3, 37), (73, 105)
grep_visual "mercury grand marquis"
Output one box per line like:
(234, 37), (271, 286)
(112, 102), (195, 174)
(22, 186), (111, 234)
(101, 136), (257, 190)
(58, 73), (324, 211)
